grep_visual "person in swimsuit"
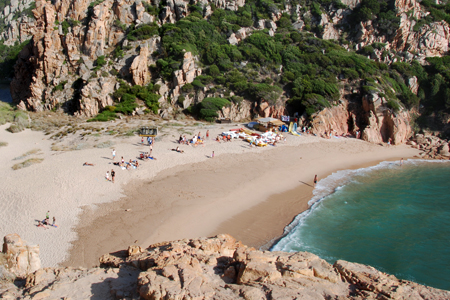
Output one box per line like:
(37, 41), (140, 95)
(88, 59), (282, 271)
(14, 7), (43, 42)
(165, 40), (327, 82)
(111, 169), (115, 183)
(112, 149), (116, 161)
(171, 147), (184, 153)
(314, 175), (318, 187)
(37, 221), (47, 229)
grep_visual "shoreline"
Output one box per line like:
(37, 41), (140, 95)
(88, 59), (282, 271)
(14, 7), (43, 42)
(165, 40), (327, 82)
(61, 138), (420, 268)
(212, 156), (410, 253)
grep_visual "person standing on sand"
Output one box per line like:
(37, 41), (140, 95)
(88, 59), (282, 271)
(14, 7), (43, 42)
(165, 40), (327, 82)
(46, 211), (50, 219)
(314, 175), (318, 187)
(206, 130), (209, 140)
(52, 217), (56, 226)
(212, 151), (215, 158)
(111, 169), (115, 183)
(112, 149), (116, 161)
(106, 171), (110, 181)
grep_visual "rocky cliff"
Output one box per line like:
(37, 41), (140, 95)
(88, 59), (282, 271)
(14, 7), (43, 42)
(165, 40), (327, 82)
(3, 0), (450, 139)
(1, 234), (449, 299)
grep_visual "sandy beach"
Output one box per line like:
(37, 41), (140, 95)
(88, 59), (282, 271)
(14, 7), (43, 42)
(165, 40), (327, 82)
(0, 120), (421, 268)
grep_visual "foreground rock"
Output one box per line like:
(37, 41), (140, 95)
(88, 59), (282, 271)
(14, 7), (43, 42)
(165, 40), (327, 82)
(408, 133), (450, 160)
(2, 234), (40, 278)
(2, 234), (447, 299)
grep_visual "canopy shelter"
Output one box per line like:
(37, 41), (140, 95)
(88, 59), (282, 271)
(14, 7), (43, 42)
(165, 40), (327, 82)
(254, 117), (285, 131)
(139, 126), (158, 137)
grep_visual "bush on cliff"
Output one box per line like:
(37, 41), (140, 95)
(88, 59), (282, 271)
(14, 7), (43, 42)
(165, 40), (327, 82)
(127, 23), (159, 41)
(112, 81), (160, 115)
(190, 97), (231, 122)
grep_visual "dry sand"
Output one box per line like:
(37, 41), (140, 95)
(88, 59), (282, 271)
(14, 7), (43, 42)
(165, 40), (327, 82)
(0, 121), (421, 268)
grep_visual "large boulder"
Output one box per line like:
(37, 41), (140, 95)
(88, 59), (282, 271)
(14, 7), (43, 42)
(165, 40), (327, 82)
(2, 234), (40, 278)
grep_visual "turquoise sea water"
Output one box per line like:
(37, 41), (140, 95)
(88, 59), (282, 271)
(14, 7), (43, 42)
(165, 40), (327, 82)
(272, 160), (450, 291)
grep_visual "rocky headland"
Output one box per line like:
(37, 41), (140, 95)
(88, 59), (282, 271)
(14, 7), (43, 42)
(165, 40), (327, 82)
(1, 0), (450, 145)
(1, 233), (449, 299)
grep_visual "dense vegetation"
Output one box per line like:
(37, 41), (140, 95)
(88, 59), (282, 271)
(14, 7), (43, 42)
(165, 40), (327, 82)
(1, 0), (450, 131)
(151, 5), (420, 118)
(89, 80), (160, 121)
(0, 40), (30, 80)
(189, 97), (231, 122)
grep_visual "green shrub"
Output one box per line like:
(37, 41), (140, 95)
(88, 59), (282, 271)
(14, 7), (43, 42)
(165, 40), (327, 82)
(87, 110), (117, 122)
(93, 55), (107, 71)
(127, 23), (159, 41)
(192, 79), (205, 89)
(181, 83), (194, 93)
(209, 65), (220, 76)
(195, 97), (230, 121)
(387, 99), (401, 112)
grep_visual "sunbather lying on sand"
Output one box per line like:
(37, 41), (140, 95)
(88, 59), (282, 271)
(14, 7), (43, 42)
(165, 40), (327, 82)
(170, 147), (184, 153)
(83, 162), (95, 166)
(37, 221), (48, 229)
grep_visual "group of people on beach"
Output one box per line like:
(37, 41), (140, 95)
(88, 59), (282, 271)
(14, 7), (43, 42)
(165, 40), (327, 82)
(178, 131), (208, 147)
(37, 210), (57, 229)
(174, 131), (217, 157)
(216, 134), (233, 143)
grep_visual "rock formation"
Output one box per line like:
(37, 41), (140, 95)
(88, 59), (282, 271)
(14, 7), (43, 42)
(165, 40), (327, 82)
(2, 234), (40, 278)
(130, 46), (150, 86)
(408, 133), (450, 160)
(218, 100), (252, 120)
(2, 234), (448, 299)
(171, 52), (202, 104)
(3, 0), (450, 136)
(0, 0), (35, 45)
(310, 90), (412, 145)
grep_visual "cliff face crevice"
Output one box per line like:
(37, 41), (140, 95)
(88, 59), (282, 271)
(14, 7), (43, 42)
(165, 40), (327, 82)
(310, 88), (412, 145)
(2, 234), (448, 299)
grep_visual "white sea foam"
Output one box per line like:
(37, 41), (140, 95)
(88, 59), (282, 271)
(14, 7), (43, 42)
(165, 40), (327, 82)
(272, 159), (450, 252)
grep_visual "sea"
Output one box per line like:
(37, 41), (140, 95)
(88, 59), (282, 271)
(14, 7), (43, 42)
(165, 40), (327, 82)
(272, 160), (450, 291)
(0, 84), (12, 103)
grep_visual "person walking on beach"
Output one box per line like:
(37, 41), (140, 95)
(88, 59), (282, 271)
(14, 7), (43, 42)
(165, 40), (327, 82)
(106, 171), (110, 181)
(206, 130), (209, 140)
(46, 211), (50, 219)
(212, 151), (215, 158)
(52, 217), (56, 226)
(314, 175), (318, 187)
(111, 169), (115, 183)
(112, 149), (116, 161)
